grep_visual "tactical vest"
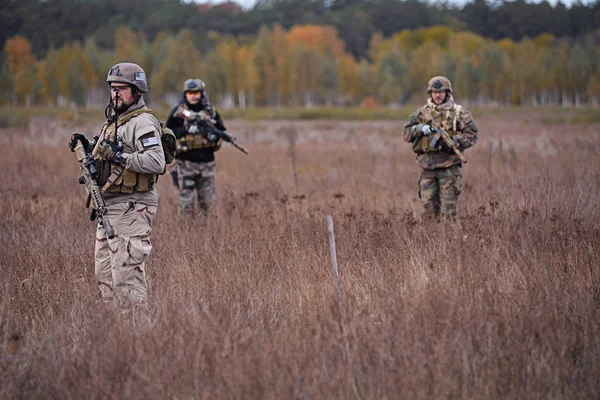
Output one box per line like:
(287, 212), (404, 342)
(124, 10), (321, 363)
(412, 103), (463, 154)
(177, 103), (222, 152)
(93, 109), (162, 194)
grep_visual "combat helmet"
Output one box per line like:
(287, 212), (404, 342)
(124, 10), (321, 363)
(427, 76), (453, 94)
(106, 62), (148, 93)
(183, 78), (206, 93)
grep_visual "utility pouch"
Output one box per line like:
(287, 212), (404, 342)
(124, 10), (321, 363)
(136, 174), (149, 192)
(122, 169), (137, 194)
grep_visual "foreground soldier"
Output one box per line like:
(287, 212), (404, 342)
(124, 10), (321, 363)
(403, 76), (478, 220)
(69, 62), (165, 307)
(166, 79), (227, 216)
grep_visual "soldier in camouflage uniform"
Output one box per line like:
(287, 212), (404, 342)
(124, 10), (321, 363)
(69, 62), (165, 307)
(404, 76), (478, 220)
(166, 79), (226, 216)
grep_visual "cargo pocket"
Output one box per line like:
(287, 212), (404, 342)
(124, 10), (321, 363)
(450, 166), (463, 195)
(127, 236), (151, 267)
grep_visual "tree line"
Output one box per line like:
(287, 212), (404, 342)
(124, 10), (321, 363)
(3, 24), (600, 108)
(2, 0), (600, 61)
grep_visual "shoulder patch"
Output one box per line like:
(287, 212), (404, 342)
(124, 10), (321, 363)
(142, 136), (159, 147)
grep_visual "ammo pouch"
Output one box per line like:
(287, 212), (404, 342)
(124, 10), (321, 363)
(175, 104), (221, 153)
(177, 132), (221, 152)
(96, 159), (156, 194)
(412, 134), (439, 154)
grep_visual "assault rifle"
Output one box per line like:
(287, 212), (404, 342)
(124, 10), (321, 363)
(73, 138), (115, 239)
(178, 108), (249, 155)
(429, 127), (467, 164)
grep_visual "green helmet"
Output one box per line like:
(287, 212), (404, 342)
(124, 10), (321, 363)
(427, 76), (453, 94)
(183, 78), (206, 93)
(106, 62), (148, 93)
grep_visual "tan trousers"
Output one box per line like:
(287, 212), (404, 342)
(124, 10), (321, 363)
(95, 202), (156, 306)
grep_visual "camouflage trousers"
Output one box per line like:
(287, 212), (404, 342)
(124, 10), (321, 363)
(419, 165), (463, 220)
(95, 201), (156, 307)
(176, 159), (216, 216)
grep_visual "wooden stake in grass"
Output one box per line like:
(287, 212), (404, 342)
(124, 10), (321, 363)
(327, 215), (342, 301)
(284, 125), (299, 191)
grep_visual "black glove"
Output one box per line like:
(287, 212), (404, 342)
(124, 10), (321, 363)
(89, 135), (100, 149)
(69, 133), (89, 152)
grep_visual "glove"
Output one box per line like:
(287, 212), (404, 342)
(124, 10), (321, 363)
(98, 139), (123, 165)
(89, 135), (100, 149)
(69, 133), (89, 152)
(421, 124), (433, 136)
(188, 124), (200, 134)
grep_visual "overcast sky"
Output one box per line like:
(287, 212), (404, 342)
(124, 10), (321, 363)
(196, 0), (595, 9)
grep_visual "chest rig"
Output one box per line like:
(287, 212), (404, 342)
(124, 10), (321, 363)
(413, 101), (463, 154)
(176, 103), (222, 153)
(92, 110), (158, 194)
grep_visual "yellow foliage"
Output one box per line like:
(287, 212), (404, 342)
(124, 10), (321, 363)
(236, 46), (259, 93)
(286, 25), (344, 58)
(420, 25), (454, 49)
(587, 69), (600, 98)
(368, 32), (384, 61)
(55, 42), (97, 96)
(497, 38), (516, 54)
(114, 26), (149, 67)
(533, 33), (555, 49)
(4, 36), (36, 74)
(448, 32), (485, 55)
(338, 54), (359, 99)
(391, 30), (414, 51)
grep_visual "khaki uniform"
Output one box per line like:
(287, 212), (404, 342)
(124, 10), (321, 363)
(404, 96), (478, 219)
(92, 99), (165, 305)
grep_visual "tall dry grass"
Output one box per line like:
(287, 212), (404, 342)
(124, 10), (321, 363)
(1, 113), (599, 399)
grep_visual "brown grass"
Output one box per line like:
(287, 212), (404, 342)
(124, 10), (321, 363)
(1, 112), (599, 399)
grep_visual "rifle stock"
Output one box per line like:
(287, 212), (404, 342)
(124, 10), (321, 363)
(74, 140), (115, 239)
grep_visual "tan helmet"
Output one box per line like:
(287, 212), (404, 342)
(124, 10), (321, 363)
(183, 78), (206, 93)
(106, 62), (148, 93)
(427, 76), (453, 94)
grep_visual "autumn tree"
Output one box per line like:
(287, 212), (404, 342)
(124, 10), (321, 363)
(151, 29), (202, 101)
(4, 36), (37, 106)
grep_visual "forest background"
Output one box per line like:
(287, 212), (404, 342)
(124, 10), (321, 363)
(2, 0), (600, 110)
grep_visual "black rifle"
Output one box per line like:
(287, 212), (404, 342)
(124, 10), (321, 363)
(177, 107), (249, 155)
(195, 118), (249, 155)
(73, 139), (115, 239)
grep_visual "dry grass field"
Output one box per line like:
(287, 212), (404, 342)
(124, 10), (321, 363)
(1, 110), (599, 399)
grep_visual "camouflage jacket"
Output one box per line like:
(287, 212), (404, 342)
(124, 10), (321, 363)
(403, 97), (478, 170)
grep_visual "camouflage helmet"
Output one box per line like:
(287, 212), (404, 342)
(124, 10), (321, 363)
(183, 78), (206, 93)
(427, 76), (453, 94)
(106, 62), (148, 93)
